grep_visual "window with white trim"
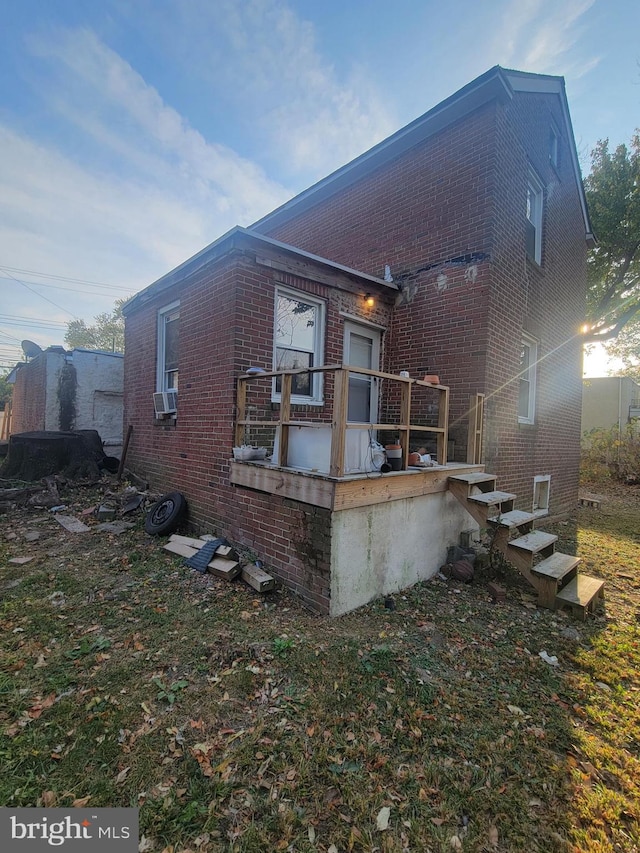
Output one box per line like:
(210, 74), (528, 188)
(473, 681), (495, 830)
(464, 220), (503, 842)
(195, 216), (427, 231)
(273, 288), (324, 403)
(157, 302), (179, 392)
(526, 169), (544, 265)
(518, 334), (537, 424)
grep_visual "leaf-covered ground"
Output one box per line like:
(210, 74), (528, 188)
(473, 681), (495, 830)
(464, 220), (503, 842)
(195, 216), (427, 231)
(1, 477), (639, 852)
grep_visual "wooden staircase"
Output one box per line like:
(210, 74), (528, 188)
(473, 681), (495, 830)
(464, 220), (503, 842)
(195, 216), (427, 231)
(448, 472), (604, 619)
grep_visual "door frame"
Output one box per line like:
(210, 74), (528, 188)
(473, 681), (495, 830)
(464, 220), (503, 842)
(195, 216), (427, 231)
(343, 319), (382, 424)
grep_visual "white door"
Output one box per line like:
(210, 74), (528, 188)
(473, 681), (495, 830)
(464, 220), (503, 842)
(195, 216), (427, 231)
(343, 321), (381, 423)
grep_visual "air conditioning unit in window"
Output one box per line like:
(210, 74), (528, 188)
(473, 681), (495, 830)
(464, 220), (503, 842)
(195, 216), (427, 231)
(153, 391), (178, 416)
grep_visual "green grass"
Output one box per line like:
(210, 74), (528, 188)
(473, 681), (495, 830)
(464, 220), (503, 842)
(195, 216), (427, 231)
(1, 479), (639, 851)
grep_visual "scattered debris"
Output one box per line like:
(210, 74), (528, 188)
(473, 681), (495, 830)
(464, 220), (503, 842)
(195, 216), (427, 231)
(54, 515), (90, 534)
(242, 563), (276, 593)
(96, 504), (117, 521)
(538, 650), (559, 667)
(96, 521), (135, 534)
(487, 582), (506, 603)
(9, 556), (34, 565)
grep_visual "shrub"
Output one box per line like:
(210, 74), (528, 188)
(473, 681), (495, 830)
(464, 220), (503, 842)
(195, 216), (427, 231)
(581, 423), (640, 484)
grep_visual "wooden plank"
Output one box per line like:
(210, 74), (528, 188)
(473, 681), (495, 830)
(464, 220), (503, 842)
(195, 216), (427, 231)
(278, 373), (292, 468)
(532, 552), (580, 580)
(437, 386), (449, 465)
(167, 535), (238, 561)
(330, 369), (348, 477)
(208, 558), (241, 580)
(235, 377), (247, 448)
(242, 564), (276, 592)
(333, 468), (464, 511)
(555, 575), (604, 606)
(230, 461), (334, 508)
(164, 540), (197, 558)
(468, 490), (517, 506)
(508, 531), (557, 553)
(399, 380), (411, 469)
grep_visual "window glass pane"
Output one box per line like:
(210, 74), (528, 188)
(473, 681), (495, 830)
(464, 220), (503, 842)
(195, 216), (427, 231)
(518, 378), (530, 419)
(349, 333), (373, 370)
(275, 348), (312, 396)
(275, 295), (316, 352)
(164, 314), (179, 372)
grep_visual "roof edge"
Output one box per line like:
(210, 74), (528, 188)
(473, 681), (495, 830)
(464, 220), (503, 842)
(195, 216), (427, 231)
(123, 226), (394, 316)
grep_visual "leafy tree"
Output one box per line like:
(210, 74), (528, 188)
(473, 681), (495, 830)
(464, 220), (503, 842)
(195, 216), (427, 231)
(0, 370), (13, 410)
(65, 298), (126, 353)
(584, 133), (640, 344)
(604, 324), (640, 382)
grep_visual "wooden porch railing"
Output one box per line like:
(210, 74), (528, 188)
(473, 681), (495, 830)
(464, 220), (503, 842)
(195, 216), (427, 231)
(235, 365), (449, 477)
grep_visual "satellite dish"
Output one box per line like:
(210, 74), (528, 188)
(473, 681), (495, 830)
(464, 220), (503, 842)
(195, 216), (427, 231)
(22, 339), (43, 359)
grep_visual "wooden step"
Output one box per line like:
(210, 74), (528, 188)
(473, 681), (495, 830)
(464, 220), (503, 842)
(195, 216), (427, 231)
(555, 574), (605, 620)
(468, 490), (517, 507)
(508, 530), (557, 554)
(449, 473), (497, 488)
(489, 510), (537, 529)
(532, 552), (580, 581)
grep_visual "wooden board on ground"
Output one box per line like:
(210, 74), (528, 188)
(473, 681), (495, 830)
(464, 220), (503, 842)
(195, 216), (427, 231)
(208, 557), (241, 580)
(168, 534), (238, 560)
(242, 564), (275, 593)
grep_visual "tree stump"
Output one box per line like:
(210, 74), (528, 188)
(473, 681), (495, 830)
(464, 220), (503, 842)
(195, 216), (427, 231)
(0, 430), (107, 482)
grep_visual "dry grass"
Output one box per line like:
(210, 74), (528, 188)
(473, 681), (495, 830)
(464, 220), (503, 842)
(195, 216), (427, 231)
(1, 476), (639, 852)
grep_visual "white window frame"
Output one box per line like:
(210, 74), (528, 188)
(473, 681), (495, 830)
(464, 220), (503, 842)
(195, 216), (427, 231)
(526, 168), (544, 265)
(272, 287), (325, 405)
(156, 301), (179, 393)
(518, 334), (538, 425)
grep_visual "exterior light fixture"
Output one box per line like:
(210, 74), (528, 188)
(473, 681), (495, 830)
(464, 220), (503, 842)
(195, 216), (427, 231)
(365, 294), (375, 307)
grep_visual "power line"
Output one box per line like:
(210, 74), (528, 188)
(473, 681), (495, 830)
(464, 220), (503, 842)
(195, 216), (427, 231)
(0, 264), (133, 291)
(0, 267), (79, 320)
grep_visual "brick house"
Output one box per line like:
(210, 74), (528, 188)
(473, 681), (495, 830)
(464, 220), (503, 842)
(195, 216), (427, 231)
(122, 67), (598, 616)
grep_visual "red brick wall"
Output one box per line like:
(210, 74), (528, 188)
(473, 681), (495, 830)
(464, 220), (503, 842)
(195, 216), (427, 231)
(124, 247), (393, 613)
(11, 356), (48, 433)
(256, 94), (587, 514)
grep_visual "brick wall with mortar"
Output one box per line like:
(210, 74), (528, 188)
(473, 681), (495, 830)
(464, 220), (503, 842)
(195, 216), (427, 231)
(124, 245), (393, 613)
(11, 355), (48, 433)
(256, 94), (587, 514)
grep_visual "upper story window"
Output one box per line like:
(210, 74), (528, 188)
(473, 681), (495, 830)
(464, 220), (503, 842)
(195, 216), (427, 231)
(273, 287), (325, 404)
(526, 169), (544, 265)
(157, 302), (179, 392)
(518, 334), (538, 425)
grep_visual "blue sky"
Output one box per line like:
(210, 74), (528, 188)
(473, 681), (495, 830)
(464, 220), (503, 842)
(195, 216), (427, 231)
(0, 0), (638, 373)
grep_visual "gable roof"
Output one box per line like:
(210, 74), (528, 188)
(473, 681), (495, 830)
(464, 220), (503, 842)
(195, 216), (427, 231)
(252, 66), (593, 243)
(123, 226), (395, 316)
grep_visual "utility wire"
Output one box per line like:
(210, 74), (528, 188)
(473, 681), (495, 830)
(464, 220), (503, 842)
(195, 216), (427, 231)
(0, 267), (79, 320)
(0, 264), (132, 291)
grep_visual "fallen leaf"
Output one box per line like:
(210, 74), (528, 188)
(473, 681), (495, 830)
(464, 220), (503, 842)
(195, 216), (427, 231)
(34, 654), (47, 668)
(72, 796), (92, 807)
(376, 806), (391, 831)
(488, 825), (499, 847)
(41, 790), (57, 807)
(450, 835), (463, 850)
(139, 836), (155, 852)
(507, 704), (524, 715)
(115, 767), (131, 784)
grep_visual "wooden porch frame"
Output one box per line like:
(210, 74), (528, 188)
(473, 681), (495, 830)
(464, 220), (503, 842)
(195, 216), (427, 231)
(235, 365), (449, 476)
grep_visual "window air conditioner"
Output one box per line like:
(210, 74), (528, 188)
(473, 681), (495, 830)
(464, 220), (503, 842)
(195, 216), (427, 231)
(153, 391), (178, 416)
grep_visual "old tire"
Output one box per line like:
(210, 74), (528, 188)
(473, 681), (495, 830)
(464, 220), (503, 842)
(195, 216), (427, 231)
(144, 492), (187, 536)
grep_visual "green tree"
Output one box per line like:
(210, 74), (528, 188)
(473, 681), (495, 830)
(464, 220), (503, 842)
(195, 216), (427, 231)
(0, 370), (13, 410)
(604, 324), (640, 381)
(64, 298), (126, 353)
(584, 133), (640, 343)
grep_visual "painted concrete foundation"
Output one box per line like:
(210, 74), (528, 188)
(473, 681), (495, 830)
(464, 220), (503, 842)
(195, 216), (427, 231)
(329, 489), (478, 616)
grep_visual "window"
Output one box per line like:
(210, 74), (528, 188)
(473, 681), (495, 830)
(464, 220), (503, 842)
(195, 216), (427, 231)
(273, 288), (324, 403)
(157, 302), (179, 392)
(526, 169), (544, 265)
(518, 335), (537, 424)
(533, 474), (551, 514)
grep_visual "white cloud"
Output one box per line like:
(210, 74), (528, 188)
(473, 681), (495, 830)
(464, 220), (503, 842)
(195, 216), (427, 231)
(493, 0), (600, 78)
(136, 0), (397, 181)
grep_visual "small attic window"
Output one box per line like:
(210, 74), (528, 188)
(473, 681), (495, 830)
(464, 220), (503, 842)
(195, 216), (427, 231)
(549, 125), (560, 170)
